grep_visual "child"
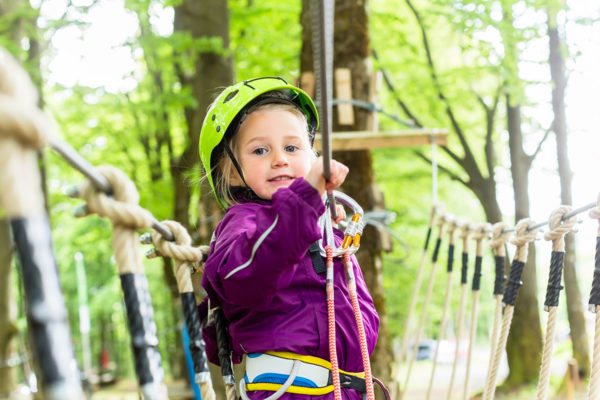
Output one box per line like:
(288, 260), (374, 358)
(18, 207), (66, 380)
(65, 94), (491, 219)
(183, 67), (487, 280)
(199, 76), (379, 399)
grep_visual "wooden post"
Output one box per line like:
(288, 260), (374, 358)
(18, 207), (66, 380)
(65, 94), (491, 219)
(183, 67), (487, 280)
(300, 71), (315, 99)
(566, 358), (579, 400)
(334, 68), (354, 126)
(367, 70), (381, 133)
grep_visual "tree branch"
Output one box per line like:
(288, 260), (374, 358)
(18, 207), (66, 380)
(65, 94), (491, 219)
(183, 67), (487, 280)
(414, 150), (468, 186)
(529, 124), (553, 162)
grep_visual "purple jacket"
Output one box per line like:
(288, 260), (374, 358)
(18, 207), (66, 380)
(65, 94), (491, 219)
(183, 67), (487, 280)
(201, 178), (379, 399)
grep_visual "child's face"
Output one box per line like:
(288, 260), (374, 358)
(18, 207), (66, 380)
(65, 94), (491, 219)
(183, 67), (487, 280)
(232, 108), (315, 200)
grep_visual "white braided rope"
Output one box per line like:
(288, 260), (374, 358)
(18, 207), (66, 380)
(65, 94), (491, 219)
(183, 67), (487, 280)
(426, 275), (453, 400)
(462, 290), (480, 400)
(536, 307), (558, 400)
(400, 216), (446, 400)
(482, 294), (503, 400)
(487, 305), (515, 400)
(589, 306), (600, 399)
(151, 220), (206, 293)
(447, 284), (468, 400)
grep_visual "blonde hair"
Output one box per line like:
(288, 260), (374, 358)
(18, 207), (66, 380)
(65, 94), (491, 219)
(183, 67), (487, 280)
(212, 102), (313, 208)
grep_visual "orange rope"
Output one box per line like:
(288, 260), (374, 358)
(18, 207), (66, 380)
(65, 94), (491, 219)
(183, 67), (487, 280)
(326, 245), (342, 399)
(344, 252), (375, 399)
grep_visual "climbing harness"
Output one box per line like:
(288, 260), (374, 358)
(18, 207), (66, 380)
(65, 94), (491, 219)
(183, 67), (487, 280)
(462, 223), (489, 400)
(240, 351), (367, 397)
(535, 206), (576, 400)
(426, 217), (458, 400)
(446, 222), (471, 400)
(481, 222), (511, 400)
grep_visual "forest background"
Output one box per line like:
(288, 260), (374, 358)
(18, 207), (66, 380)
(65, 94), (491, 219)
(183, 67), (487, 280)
(1, 0), (600, 397)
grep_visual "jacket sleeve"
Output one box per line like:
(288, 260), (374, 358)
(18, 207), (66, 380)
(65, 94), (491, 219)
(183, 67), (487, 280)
(206, 178), (325, 307)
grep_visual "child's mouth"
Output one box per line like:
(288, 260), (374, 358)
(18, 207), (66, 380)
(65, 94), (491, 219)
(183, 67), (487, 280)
(269, 175), (293, 182)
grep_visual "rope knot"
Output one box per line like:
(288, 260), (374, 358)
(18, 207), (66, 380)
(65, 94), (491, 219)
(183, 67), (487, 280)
(589, 193), (600, 221)
(151, 220), (206, 265)
(79, 166), (154, 230)
(489, 222), (511, 253)
(471, 223), (490, 242)
(511, 218), (537, 247)
(544, 206), (576, 252)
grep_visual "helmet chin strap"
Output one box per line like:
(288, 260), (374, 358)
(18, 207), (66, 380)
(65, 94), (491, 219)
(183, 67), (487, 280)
(223, 142), (253, 191)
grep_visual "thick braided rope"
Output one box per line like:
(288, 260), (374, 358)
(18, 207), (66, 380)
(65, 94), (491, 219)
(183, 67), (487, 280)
(588, 200), (600, 399)
(397, 206), (439, 368)
(151, 220), (206, 293)
(536, 206), (575, 400)
(462, 224), (488, 400)
(446, 223), (471, 400)
(487, 219), (537, 400)
(79, 166), (155, 274)
(482, 222), (511, 400)
(325, 246), (342, 400)
(0, 48), (50, 149)
(426, 218), (457, 400)
(590, 306), (600, 399)
(343, 252), (375, 399)
(401, 215), (447, 400)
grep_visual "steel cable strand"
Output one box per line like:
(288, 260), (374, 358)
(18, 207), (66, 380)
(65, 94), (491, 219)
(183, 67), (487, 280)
(343, 252), (375, 399)
(150, 221), (215, 400)
(462, 224), (489, 400)
(427, 217), (458, 400)
(447, 223), (472, 400)
(400, 215), (447, 400)
(587, 199), (600, 399)
(78, 166), (168, 399)
(536, 206), (575, 400)
(482, 222), (511, 400)
(486, 219), (538, 400)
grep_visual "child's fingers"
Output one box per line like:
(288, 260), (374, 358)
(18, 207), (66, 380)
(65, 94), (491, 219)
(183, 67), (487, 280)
(334, 204), (346, 223)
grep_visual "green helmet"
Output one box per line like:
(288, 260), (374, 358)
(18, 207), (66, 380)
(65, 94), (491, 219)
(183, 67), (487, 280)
(200, 76), (319, 208)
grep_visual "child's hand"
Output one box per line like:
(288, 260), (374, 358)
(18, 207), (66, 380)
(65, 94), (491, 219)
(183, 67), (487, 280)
(332, 204), (346, 227)
(306, 157), (349, 195)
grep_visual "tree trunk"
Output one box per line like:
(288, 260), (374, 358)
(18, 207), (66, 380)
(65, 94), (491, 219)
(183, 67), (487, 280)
(0, 220), (18, 396)
(504, 99), (543, 386)
(547, 2), (590, 378)
(300, 0), (392, 392)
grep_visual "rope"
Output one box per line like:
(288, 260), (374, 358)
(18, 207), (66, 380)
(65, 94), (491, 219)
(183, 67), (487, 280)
(590, 306), (600, 399)
(536, 206), (575, 400)
(486, 218), (538, 400)
(344, 252), (375, 400)
(326, 245), (342, 400)
(400, 215), (446, 400)
(482, 222), (511, 400)
(447, 223), (471, 400)
(150, 221), (206, 293)
(426, 218), (458, 400)
(462, 224), (488, 400)
(587, 199), (600, 399)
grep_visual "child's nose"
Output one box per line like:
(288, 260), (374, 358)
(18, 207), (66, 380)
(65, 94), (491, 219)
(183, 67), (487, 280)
(271, 149), (289, 167)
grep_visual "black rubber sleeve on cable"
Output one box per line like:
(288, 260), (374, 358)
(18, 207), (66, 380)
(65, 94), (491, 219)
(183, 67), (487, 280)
(447, 244), (455, 273)
(461, 252), (469, 284)
(493, 256), (506, 295)
(503, 259), (526, 306)
(181, 292), (210, 375)
(471, 255), (482, 291)
(589, 237), (600, 306)
(432, 237), (442, 263)
(424, 227), (432, 251)
(12, 217), (82, 392)
(214, 308), (235, 382)
(120, 273), (164, 386)
(544, 251), (565, 308)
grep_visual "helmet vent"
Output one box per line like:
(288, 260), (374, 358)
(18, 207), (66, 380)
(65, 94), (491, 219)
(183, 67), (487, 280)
(223, 89), (239, 103)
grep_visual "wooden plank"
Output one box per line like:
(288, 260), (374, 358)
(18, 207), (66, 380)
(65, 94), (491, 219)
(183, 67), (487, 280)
(334, 68), (354, 126)
(300, 71), (315, 99)
(366, 70), (381, 133)
(314, 129), (448, 151)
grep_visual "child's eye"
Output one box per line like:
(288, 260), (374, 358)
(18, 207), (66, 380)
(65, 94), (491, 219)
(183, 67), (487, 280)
(252, 147), (267, 155)
(284, 145), (299, 153)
